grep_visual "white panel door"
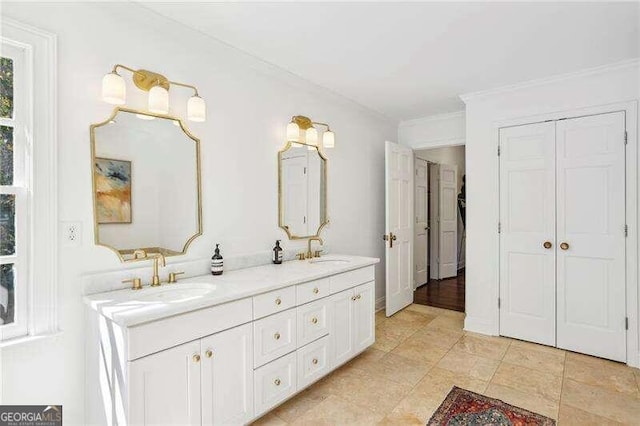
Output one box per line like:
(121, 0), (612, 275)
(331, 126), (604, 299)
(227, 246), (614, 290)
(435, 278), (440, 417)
(353, 281), (375, 353)
(281, 155), (308, 236)
(414, 158), (429, 287)
(556, 112), (626, 362)
(429, 165), (440, 280)
(385, 141), (414, 316)
(128, 340), (201, 426)
(499, 122), (556, 346)
(438, 164), (458, 278)
(201, 323), (254, 425)
(331, 288), (354, 367)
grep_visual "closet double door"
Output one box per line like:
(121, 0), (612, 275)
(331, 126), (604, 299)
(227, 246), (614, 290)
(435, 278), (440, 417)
(499, 111), (626, 362)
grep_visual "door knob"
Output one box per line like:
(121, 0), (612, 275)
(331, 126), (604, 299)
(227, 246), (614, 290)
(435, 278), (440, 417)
(205, 349), (213, 358)
(543, 241), (552, 249)
(193, 354), (201, 363)
(560, 242), (570, 250)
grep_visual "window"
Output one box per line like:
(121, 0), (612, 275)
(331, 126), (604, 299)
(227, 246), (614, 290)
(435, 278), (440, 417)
(0, 42), (28, 340)
(0, 20), (57, 344)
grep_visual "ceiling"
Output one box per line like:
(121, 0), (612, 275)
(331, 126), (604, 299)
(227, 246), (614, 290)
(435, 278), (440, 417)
(141, 2), (639, 121)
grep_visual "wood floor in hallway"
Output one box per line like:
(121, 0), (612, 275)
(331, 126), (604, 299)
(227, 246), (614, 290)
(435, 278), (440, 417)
(414, 270), (465, 312)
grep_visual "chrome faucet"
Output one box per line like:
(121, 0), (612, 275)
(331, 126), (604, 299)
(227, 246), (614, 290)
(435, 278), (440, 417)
(306, 237), (324, 259)
(151, 253), (166, 287)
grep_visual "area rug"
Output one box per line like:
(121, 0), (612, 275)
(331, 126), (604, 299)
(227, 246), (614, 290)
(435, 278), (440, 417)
(427, 386), (556, 426)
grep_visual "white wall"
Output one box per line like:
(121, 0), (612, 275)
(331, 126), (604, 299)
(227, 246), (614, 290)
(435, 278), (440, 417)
(398, 110), (465, 149)
(0, 3), (396, 424)
(461, 60), (640, 365)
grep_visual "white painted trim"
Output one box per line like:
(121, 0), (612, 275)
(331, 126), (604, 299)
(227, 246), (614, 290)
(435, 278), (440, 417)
(460, 58), (640, 103)
(400, 110), (465, 128)
(494, 101), (639, 367)
(375, 296), (385, 312)
(463, 316), (496, 336)
(0, 18), (59, 341)
(412, 138), (466, 151)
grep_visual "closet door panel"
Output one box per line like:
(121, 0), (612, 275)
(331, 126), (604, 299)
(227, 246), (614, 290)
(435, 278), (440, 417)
(499, 122), (556, 346)
(556, 111), (626, 362)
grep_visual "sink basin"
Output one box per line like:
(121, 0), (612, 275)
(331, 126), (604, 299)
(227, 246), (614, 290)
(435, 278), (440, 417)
(309, 258), (351, 265)
(137, 283), (217, 303)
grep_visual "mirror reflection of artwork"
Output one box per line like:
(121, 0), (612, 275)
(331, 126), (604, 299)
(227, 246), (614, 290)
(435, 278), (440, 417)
(95, 158), (132, 224)
(279, 144), (327, 239)
(91, 109), (201, 261)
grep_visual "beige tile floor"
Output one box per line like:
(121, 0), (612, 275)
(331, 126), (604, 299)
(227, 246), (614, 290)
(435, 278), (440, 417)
(253, 304), (640, 425)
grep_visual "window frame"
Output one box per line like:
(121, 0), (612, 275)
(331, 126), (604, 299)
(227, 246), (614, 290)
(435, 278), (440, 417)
(0, 18), (57, 345)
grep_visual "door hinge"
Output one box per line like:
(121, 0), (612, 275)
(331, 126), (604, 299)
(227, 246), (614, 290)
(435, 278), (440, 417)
(497, 146), (501, 156)
(498, 222), (501, 234)
(624, 131), (628, 145)
(303, 167), (307, 174)
(498, 298), (501, 309)
(625, 224), (628, 237)
(303, 216), (306, 224)
(625, 317), (629, 330)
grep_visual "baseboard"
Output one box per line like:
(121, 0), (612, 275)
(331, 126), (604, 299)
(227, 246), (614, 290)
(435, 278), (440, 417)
(375, 296), (385, 312)
(463, 316), (497, 336)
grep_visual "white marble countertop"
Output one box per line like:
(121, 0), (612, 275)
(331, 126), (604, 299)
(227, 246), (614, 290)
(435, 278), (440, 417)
(84, 255), (379, 327)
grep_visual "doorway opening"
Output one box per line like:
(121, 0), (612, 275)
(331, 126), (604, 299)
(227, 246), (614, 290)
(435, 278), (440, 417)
(413, 145), (466, 312)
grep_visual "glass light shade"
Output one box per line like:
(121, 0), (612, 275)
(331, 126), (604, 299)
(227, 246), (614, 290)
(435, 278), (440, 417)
(148, 86), (169, 114)
(102, 72), (126, 105)
(187, 95), (206, 122)
(306, 127), (318, 150)
(286, 121), (300, 142)
(322, 130), (335, 148)
(136, 114), (155, 121)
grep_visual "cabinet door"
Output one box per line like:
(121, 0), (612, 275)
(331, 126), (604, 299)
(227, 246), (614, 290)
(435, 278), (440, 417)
(331, 288), (354, 367)
(353, 281), (375, 353)
(128, 340), (201, 426)
(201, 323), (254, 425)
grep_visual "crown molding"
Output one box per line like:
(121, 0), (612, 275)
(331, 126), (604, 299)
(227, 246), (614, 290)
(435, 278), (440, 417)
(459, 58), (640, 104)
(399, 110), (465, 128)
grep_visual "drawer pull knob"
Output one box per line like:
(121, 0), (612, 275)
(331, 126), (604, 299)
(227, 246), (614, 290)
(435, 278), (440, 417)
(311, 317), (318, 324)
(312, 358), (318, 365)
(274, 332), (281, 340)
(193, 354), (201, 363)
(274, 378), (281, 386)
(356, 294), (362, 300)
(275, 298), (282, 305)
(205, 350), (213, 358)
(313, 287), (319, 294)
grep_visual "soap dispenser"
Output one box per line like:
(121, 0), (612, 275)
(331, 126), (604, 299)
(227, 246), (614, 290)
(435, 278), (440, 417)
(211, 244), (224, 276)
(273, 240), (283, 264)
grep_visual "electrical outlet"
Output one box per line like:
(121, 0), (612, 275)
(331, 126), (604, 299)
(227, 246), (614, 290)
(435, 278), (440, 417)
(61, 221), (82, 247)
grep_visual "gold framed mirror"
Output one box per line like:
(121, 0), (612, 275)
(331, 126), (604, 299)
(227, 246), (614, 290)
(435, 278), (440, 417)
(90, 107), (202, 262)
(278, 141), (328, 240)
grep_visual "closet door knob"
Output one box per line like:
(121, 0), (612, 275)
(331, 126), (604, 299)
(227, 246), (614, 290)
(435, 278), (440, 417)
(311, 317), (318, 324)
(312, 358), (318, 365)
(274, 332), (281, 340)
(205, 350), (213, 358)
(274, 378), (281, 386)
(543, 241), (552, 249)
(193, 354), (201, 363)
(560, 242), (570, 250)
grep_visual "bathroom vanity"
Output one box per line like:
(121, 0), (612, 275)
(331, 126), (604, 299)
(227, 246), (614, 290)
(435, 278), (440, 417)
(84, 255), (378, 425)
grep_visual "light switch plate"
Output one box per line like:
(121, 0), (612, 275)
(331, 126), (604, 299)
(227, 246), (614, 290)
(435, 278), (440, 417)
(61, 221), (82, 247)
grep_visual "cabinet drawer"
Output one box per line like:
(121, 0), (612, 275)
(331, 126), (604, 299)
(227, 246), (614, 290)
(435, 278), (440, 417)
(330, 266), (375, 294)
(297, 335), (331, 389)
(297, 298), (331, 347)
(296, 278), (330, 305)
(253, 286), (296, 320)
(254, 309), (297, 368)
(254, 352), (297, 417)
(128, 297), (252, 360)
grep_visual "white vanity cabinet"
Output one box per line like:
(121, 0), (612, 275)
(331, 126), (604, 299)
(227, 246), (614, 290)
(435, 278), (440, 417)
(331, 281), (375, 367)
(128, 323), (254, 426)
(86, 258), (378, 426)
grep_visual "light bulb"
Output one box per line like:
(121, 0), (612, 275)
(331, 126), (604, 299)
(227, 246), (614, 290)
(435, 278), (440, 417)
(322, 130), (335, 148)
(306, 127), (318, 150)
(148, 85), (169, 114)
(102, 72), (126, 105)
(187, 95), (206, 122)
(286, 121), (300, 142)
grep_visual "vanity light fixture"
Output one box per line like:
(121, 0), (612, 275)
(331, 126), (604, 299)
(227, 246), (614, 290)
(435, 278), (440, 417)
(286, 115), (335, 149)
(101, 64), (206, 122)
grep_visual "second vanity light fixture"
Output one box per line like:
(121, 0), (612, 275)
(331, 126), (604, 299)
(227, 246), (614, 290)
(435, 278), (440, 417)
(102, 64), (206, 122)
(286, 115), (335, 149)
